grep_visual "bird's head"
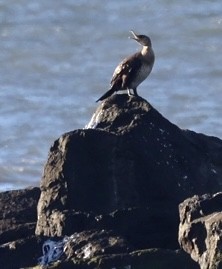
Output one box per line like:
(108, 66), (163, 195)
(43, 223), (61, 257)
(130, 30), (152, 47)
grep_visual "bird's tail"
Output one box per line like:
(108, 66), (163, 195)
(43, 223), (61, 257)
(96, 88), (115, 102)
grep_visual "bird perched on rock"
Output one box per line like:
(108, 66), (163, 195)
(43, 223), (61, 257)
(96, 30), (155, 102)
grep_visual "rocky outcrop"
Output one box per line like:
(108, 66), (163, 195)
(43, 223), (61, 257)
(0, 187), (40, 245)
(0, 236), (43, 269)
(1, 94), (222, 268)
(36, 95), (221, 241)
(0, 232), (198, 269)
(179, 192), (222, 269)
(0, 187), (41, 269)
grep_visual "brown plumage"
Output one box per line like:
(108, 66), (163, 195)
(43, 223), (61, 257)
(96, 30), (155, 102)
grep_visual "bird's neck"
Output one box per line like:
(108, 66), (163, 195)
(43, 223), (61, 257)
(141, 46), (150, 56)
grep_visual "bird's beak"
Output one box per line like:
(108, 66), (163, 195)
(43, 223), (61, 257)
(129, 30), (139, 41)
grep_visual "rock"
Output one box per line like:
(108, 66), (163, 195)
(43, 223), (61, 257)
(90, 248), (199, 269)
(0, 236), (43, 269)
(0, 187), (40, 244)
(63, 229), (130, 262)
(2, 94), (222, 268)
(178, 192), (222, 269)
(0, 234), (198, 269)
(95, 207), (177, 249)
(36, 94), (222, 248)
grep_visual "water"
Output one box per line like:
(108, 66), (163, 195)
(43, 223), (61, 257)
(0, 0), (222, 191)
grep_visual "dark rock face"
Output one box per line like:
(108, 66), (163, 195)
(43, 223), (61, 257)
(0, 236), (43, 269)
(57, 232), (199, 269)
(0, 187), (41, 268)
(1, 95), (222, 268)
(63, 229), (130, 261)
(36, 95), (221, 246)
(0, 187), (40, 245)
(178, 192), (222, 269)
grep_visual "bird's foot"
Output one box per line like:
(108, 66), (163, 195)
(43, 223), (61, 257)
(127, 89), (134, 96)
(127, 89), (139, 97)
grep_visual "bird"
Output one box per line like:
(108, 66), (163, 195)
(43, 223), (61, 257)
(96, 30), (155, 102)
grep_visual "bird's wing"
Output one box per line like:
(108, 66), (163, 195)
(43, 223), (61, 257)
(110, 53), (142, 89)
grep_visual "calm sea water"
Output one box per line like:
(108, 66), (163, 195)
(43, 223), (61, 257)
(0, 1), (222, 191)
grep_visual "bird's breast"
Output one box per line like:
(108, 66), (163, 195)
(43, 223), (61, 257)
(130, 63), (152, 89)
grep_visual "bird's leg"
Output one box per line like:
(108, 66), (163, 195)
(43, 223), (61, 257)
(127, 89), (133, 96)
(133, 88), (138, 96)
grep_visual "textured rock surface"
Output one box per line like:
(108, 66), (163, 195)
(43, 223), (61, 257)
(178, 192), (222, 269)
(63, 229), (130, 261)
(1, 94), (222, 268)
(89, 248), (199, 269)
(0, 236), (43, 269)
(0, 234), (198, 269)
(36, 94), (222, 245)
(0, 187), (40, 244)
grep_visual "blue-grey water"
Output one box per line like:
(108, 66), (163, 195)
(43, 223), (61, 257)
(0, 1), (222, 191)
